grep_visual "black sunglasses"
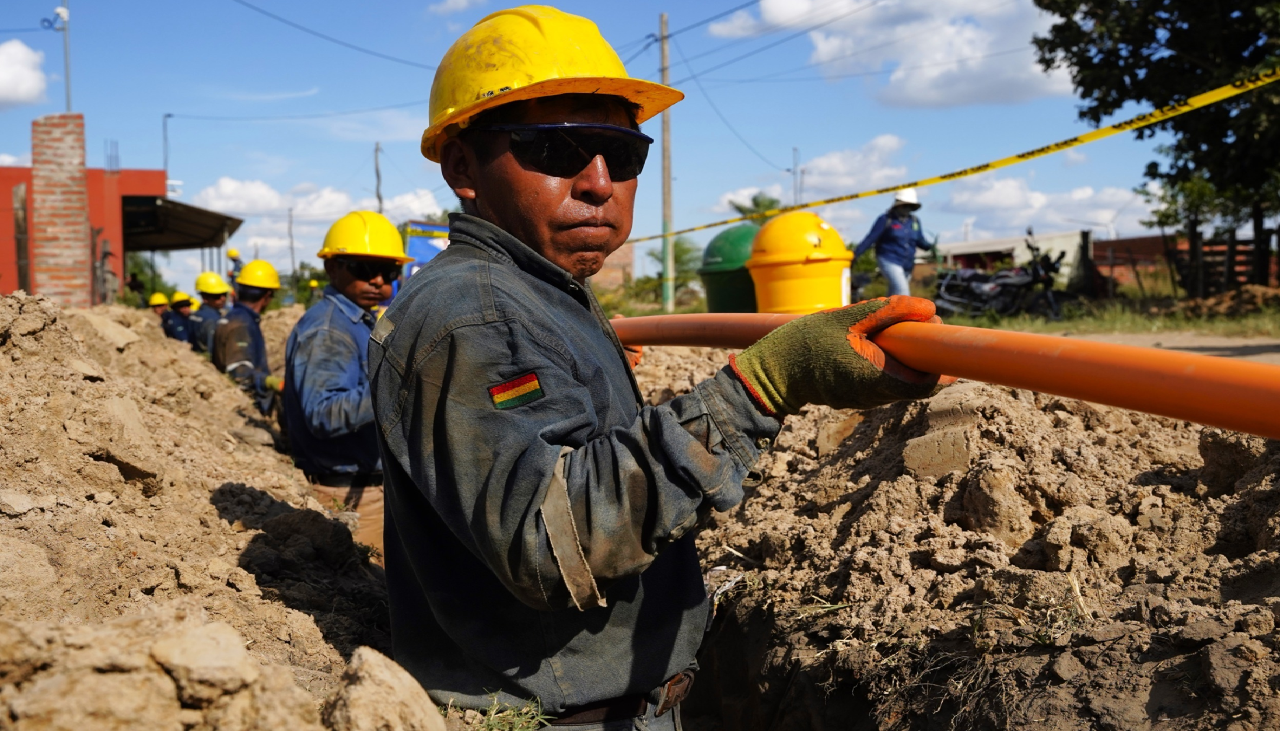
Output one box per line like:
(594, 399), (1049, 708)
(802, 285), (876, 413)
(470, 123), (653, 181)
(339, 258), (401, 282)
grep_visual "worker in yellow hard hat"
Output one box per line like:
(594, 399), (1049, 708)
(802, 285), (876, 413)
(161, 291), (194, 343)
(306, 278), (319, 305)
(212, 260), (282, 414)
(189, 272), (232, 354)
(226, 247), (244, 282)
(282, 211), (409, 557)
(147, 291), (169, 317)
(367, 6), (949, 722)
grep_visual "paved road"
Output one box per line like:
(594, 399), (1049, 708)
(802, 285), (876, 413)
(1076, 332), (1280, 365)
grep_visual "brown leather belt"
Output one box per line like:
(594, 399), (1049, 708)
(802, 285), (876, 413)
(549, 671), (694, 726)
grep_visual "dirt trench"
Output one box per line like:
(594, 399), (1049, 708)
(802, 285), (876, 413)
(0, 293), (443, 730)
(632, 347), (1280, 731)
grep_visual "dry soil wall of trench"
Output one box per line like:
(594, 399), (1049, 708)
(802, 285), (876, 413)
(0, 294), (445, 731)
(632, 347), (1280, 731)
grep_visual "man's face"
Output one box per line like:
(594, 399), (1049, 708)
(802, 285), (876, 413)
(176, 304), (192, 316)
(204, 294), (227, 310)
(151, 305), (166, 316)
(326, 256), (396, 311)
(441, 97), (639, 281)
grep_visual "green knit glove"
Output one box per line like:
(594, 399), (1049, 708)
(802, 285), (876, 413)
(730, 296), (952, 416)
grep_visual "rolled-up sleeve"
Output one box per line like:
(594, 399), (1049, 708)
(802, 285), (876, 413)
(382, 318), (780, 613)
(292, 326), (374, 439)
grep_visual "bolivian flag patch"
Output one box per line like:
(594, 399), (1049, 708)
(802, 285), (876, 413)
(489, 372), (544, 410)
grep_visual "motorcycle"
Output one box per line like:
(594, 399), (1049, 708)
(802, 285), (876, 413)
(934, 231), (1068, 319)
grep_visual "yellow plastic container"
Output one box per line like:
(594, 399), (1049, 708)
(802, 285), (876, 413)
(745, 211), (853, 315)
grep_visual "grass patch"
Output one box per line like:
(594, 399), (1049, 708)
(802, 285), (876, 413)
(944, 301), (1280, 337)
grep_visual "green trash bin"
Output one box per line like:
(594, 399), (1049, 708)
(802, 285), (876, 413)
(698, 224), (760, 313)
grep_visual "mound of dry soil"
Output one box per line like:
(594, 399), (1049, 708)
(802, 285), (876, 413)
(0, 294), (439, 729)
(1169, 285), (1280, 319)
(634, 347), (1280, 731)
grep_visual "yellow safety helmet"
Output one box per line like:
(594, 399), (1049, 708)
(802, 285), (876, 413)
(319, 211), (413, 263)
(194, 271), (232, 295)
(227, 248), (241, 260)
(309, 279), (319, 288)
(170, 291), (193, 308)
(148, 292), (169, 307)
(235, 260), (281, 289)
(420, 5), (683, 162)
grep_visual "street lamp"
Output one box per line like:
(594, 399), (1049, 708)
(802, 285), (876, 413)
(41, 3), (71, 112)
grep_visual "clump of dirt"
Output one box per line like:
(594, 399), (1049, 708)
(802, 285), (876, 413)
(262, 304), (305, 375)
(630, 347), (1280, 730)
(1168, 284), (1280, 318)
(0, 293), (413, 725)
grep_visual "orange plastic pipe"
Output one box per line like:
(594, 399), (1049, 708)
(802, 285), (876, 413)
(611, 314), (1280, 440)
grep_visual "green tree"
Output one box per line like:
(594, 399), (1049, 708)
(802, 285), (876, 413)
(730, 192), (783, 223)
(627, 236), (704, 304)
(120, 251), (175, 307)
(1033, 1), (1280, 248)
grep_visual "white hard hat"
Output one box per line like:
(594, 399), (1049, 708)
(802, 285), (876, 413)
(893, 188), (921, 209)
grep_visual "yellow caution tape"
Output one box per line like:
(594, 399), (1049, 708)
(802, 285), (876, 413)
(629, 68), (1280, 244)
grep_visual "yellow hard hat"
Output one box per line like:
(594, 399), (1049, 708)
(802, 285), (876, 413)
(170, 291), (193, 307)
(227, 248), (241, 260)
(319, 211), (413, 263)
(195, 271), (232, 295)
(420, 5), (683, 162)
(747, 211), (848, 268)
(148, 292), (169, 307)
(235, 260), (281, 289)
(309, 279), (319, 288)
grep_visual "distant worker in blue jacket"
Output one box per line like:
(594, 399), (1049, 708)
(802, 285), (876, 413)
(283, 210), (407, 557)
(189, 272), (232, 355)
(854, 188), (935, 297)
(161, 291), (194, 342)
(213, 260), (282, 415)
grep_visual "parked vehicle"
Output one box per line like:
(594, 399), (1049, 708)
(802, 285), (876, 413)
(934, 230), (1068, 319)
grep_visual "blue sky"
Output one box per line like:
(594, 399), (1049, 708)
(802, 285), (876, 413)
(0, 0), (1174, 288)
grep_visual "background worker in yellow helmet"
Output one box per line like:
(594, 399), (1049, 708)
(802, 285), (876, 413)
(283, 211), (407, 557)
(368, 6), (949, 724)
(306, 278), (319, 305)
(213, 260), (282, 415)
(189, 272), (232, 354)
(161, 291), (194, 343)
(147, 291), (169, 317)
(226, 247), (244, 283)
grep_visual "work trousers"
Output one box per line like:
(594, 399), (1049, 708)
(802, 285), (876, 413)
(309, 483), (384, 563)
(879, 260), (913, 297)
(552, 705), (681, 731)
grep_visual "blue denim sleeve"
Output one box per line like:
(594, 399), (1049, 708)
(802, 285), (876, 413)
(291, 325), (374, 439)
(855, 214), (887, 258)
(389, 319), (780, 612)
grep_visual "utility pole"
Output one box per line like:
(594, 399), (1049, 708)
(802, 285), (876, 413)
(288, 208), (296, 299)
(58, 2), (71, 111)
(792, 147), (800, 205)
(374, 142), (384, 214)
(660, 13), (674, 313)
(162, 113), (173, 173)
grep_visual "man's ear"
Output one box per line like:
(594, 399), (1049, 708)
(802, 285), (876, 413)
(440, 137), (477, 207)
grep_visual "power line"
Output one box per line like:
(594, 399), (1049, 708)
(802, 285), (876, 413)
(704, 46), (1033, 84)
(0, 27), (44, 33)
(673, 0), (886, 86)
(673, 0), (842, 67)
(671, 35), (786, 171)
(171, 98), (428, 122)
(226, 0), (435, 70)
(624, 1), (761, 68)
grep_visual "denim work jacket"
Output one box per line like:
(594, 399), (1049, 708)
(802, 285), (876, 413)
(283, 286), (380, 476)
(212, 302), (272, 414)
(854, 211), (932, 268)
(368, 214), (782, 713)
(188, 303), (223, 354)
(161, 310), (190, 343)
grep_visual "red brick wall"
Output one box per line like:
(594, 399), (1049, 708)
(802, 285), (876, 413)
(30, 113), (91, 308)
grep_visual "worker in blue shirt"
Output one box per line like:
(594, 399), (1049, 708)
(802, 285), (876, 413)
(212, 260), (282, 415)
(854, 188), (935, 297)
(189, 272), (231, 354)
(161, 291), (194, 343)
(283, 210), (407, 557)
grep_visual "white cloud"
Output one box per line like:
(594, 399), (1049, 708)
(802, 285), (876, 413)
(707, 0), (1070, 107)
(0, 152), (30, 166)
(0, 40), (47, 110)
(1063, 149), (1087, 167)
(223, 87), (320, 102)
(319, 108), (429, 142)
(941, 174), (1153, 239)
(363, 189), (444, 219)
(713, 184), (785, 213)
(801, 134), (908, 197)
(192, 177), (287, 215)
(428, 0), (484, 15)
